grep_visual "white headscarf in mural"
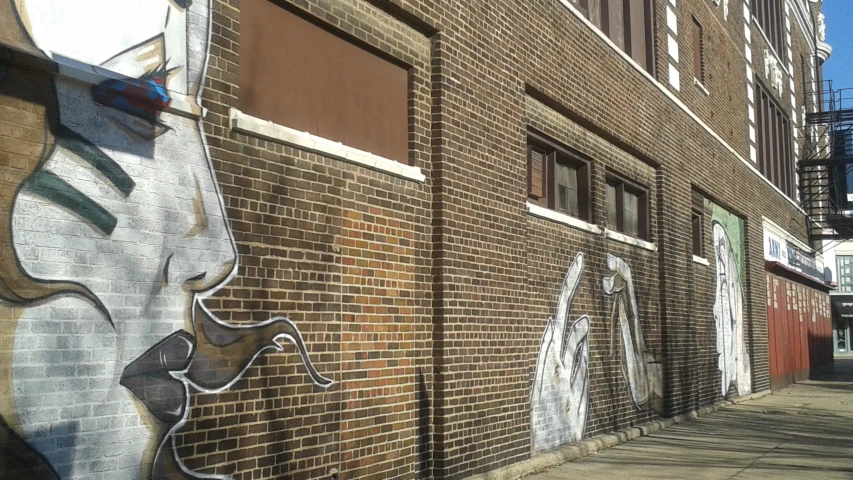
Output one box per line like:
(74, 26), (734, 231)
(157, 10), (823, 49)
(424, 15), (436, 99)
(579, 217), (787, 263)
(712, 222), (752, 397)
(530, 253), (590, 452)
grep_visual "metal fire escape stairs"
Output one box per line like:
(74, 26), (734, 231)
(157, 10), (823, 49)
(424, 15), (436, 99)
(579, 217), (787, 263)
(799, 80), (853, 245)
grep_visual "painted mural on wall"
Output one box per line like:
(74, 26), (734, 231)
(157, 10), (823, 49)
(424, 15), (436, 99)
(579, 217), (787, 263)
(530, 253), (590, 452)
(0, 1), (332, 478)
(602, 254), (662, 413)
(711, 204), (752, 397)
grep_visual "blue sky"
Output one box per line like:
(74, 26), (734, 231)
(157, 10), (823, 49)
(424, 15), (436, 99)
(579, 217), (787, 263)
(823, 0), (853, 91)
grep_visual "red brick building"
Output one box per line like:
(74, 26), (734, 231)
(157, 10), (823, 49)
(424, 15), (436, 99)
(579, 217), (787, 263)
(0, 0), (836, 479)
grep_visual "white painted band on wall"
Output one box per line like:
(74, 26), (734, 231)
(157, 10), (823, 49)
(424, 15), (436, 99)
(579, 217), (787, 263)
(229, 108), (426, 183)
(604, 229), (658, 252)
(526, 203), (603, 234)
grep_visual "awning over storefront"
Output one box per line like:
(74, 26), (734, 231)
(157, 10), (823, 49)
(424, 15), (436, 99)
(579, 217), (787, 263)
(832, 295), (853, 319)
(766, 261), (834, 292)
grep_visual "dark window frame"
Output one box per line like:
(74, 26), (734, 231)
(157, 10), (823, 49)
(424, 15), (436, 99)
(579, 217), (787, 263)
(527, 131), (592, 222)
(605, 171), (650, 240)
(755, 79), (794, 197)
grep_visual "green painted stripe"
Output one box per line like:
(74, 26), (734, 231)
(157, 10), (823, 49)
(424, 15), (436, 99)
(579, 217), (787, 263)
(56, 125), (136, 196)
(25, 171), (118, 235)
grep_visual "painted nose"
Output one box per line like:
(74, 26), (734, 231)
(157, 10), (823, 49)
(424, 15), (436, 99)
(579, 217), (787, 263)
(169, 176), (237, 291)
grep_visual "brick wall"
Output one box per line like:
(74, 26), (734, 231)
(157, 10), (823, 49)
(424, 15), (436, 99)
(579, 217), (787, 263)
(0, 0), (828, 479)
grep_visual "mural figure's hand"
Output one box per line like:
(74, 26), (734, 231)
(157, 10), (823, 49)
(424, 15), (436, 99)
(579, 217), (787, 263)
(531, 253), (590, 452)
(603, 254), (662, 413)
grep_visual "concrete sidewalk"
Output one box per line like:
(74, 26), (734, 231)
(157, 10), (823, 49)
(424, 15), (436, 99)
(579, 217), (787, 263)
(524, 359), (853, 480)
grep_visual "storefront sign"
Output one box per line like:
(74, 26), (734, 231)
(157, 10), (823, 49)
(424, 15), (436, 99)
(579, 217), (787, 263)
(786, 241), (824, 281)
(764, 230), (787, 264)
(763, 226), (826, 284)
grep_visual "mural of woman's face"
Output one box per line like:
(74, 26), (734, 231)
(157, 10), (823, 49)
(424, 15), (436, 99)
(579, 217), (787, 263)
(3, 1), (241, 476)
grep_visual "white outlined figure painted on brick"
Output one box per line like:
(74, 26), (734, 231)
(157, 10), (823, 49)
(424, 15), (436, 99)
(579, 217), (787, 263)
(0, 1), (331, 478)
(603, 254), (663, 413)
(712, 221), (752, 397)
(531, 252), (590, 452)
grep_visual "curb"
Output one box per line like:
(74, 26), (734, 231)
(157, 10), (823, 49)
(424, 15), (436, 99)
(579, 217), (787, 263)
(463, 389), (772, 480)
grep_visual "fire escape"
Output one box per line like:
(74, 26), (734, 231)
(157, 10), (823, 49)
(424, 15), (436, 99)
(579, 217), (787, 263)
(799, 80), (853, 244)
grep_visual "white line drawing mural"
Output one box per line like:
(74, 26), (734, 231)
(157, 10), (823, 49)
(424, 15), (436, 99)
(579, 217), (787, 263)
(531, 253), (590, 452)
(0, 1), (332, 478)
(712, 221), (752, 397)
(602, 254), (663, 413)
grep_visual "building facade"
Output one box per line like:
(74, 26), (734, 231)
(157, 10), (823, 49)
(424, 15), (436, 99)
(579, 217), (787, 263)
(0, 0), (835, 479)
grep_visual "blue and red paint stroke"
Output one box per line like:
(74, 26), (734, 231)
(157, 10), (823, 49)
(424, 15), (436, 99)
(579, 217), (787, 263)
(91, 76), (170, 125)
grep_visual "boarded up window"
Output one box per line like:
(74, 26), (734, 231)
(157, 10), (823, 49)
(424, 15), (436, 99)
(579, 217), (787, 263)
(239, 0), (409, 163)
(597, 0), (652, 71)
(756, 79), (793, 196)
(528, 146), (547, 202)
(753, 0), (784, 55)
(693, 17), (704, 83)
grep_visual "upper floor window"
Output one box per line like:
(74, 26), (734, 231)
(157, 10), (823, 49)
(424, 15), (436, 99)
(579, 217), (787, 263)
(755, 79), (793, 197)
(692, 17), (705, 84)
(752, 0), (784, 55)
(837, 256), (853, 292)
(691, 191), (704, 257)
(527, 131), (592, 221)
(572, 0), (654, 72)
(238, 0), (410, 163)
(605, 173), (649, 239)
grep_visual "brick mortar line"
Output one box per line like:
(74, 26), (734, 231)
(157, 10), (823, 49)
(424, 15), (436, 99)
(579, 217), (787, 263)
(463, 389), (773, 480)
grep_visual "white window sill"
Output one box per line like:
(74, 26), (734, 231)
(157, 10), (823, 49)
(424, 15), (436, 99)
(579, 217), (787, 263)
(229, 108), (426, 183)
(693, 78), (710, 97)
(604, 228), (657, 252)
(692, 255), (711, 266)
(526, 202), (602, 234)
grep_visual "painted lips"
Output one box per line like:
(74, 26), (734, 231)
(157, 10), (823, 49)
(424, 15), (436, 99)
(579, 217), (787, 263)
(119, 330), (194, 423)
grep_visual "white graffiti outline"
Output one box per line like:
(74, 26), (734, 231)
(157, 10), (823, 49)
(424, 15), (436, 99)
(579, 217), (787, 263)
(712, 221), (751, 397)
(531, 252), (590, 452)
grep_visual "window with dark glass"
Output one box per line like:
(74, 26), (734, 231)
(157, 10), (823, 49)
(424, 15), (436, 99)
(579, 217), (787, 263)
(755, 79), (794, 196)
(605, 174), (649, 239)
(752, 0), (784, 55)
(692, 191), (704, 257)
(692, 212), (703, 256)
(572, 0), (654, 72)
(692, 17), (704, 84)
(527, 132), (591, 221)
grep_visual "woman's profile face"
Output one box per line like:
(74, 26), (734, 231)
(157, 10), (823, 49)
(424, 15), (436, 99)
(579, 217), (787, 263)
(5, 0), (241, 475)
(10, 0), (235, 343)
